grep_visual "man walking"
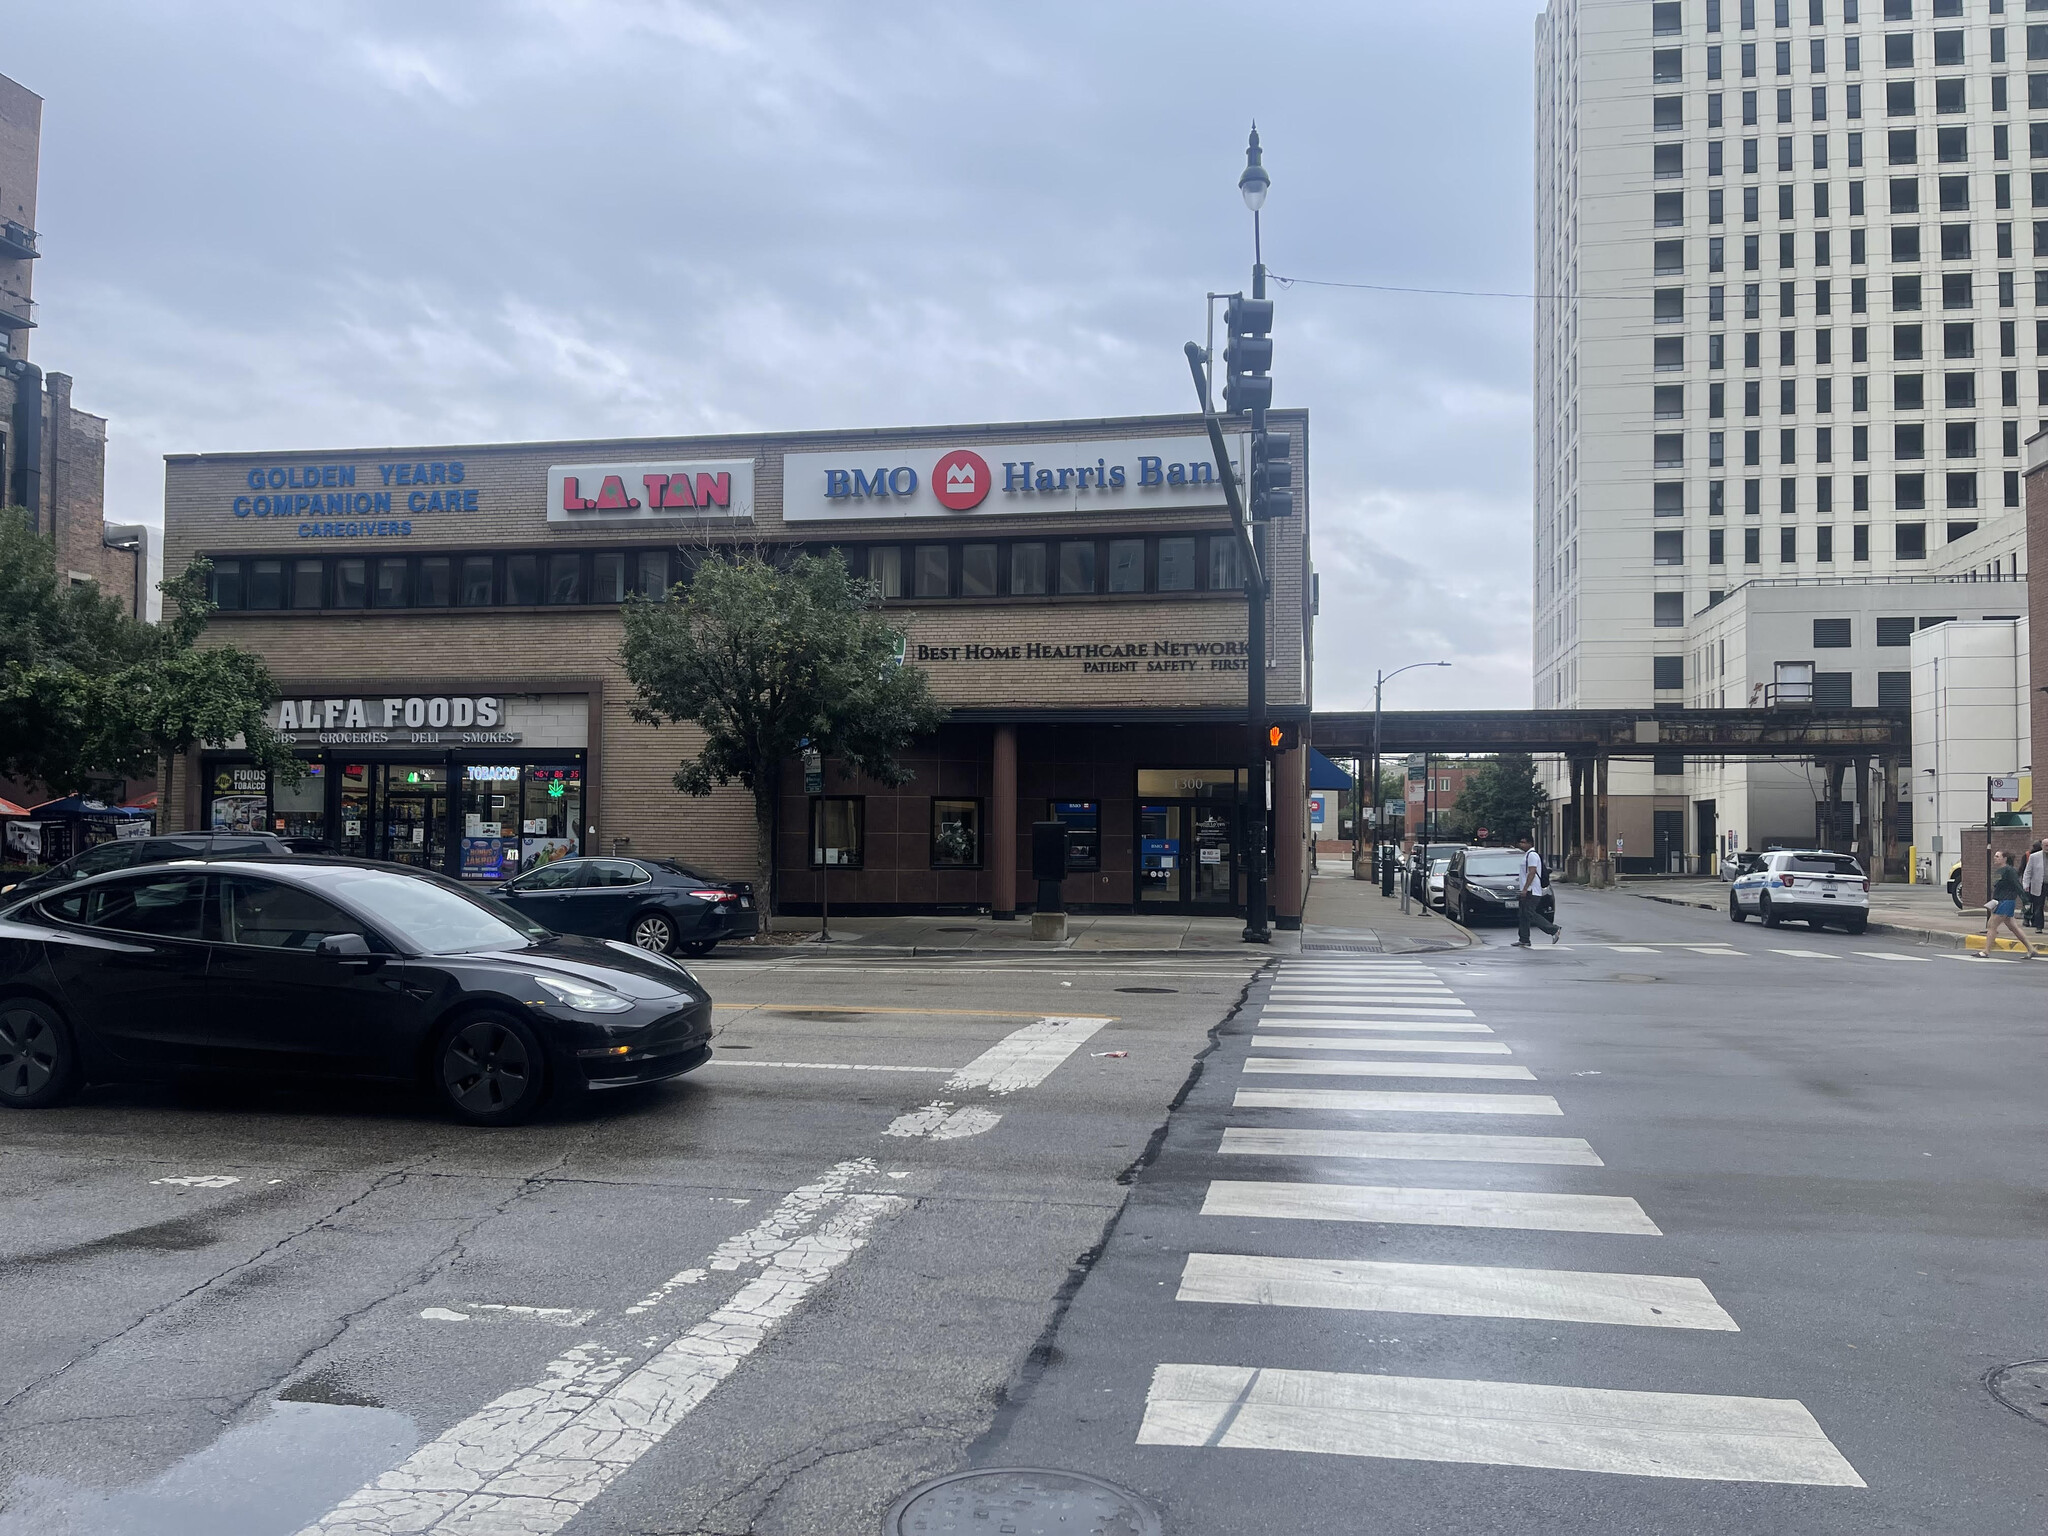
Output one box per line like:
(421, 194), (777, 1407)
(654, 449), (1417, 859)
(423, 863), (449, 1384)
(2023, 840), (2045, 933)
(1513, 833), (1561, 948)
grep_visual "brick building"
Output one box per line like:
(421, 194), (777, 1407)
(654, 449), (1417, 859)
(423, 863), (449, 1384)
(159, 411), (1315, 922)
(0, 70), (148, 614)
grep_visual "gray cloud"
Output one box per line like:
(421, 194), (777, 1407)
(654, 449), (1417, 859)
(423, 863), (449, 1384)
(11, 0), (1540, 708)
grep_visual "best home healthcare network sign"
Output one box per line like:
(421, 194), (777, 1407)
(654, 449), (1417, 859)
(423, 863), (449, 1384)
(782, 435), (1248, 521)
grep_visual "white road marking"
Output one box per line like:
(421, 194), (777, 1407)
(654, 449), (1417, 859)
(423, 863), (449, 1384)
(944, 1015), (1112, 1094)
(1264, 1005), (1478, 1018)
(1202, 1179), (1660, 1235)
(1176, 1254), (1737, 1330)
(1250, 1018), (1495, 1033)
(1244, 1058), (1536, 1083)
(1769, 949), (1841, 960)
(1219, 1127), (1600, 1165)
(419, 1305), (600, 1328)
(1235, 1088), (1563, 1116)
(421, 1307), (471, 1322)
(301, 1161), (906, 1535)
(152, 1174), (241, 1188)
(1855, 951), (1932, 963)
(1608, 945), (1658, 953)
(1135, 1365), (1864, 1486)
(1250, 1035), (1513, 1055)
(702, 1059), (956, 1073)
(1684, 947), (1742, 956)
(1939, 953), (2024, 965)
(881, 1101), (1004, 1140)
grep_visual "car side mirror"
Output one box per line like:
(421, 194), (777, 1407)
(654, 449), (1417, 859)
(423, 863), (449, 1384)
(317, 932), (373, 959)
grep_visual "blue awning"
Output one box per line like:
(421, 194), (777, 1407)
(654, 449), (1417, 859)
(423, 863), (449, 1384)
(1308, 747), (1354, 791)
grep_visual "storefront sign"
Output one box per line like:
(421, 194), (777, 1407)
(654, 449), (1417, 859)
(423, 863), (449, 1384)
(268, 694), (521, 746)
(546, 460), (755, 524)
(229, 461), (480, 537)
(783, 435), (1249, 521)
(910, 636), (1249, 675)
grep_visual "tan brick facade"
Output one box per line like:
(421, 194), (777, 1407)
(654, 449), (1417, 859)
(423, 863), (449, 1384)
(163, 411), (1314, 917)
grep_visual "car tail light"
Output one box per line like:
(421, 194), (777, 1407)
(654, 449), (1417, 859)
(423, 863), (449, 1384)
(689, 889), (736, 902)
(1779, 873), (1795, 887)
(1860, 878), (1869, 892)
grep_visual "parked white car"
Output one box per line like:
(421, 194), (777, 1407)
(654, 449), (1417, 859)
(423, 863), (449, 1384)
(1728, 850), (1869, 933)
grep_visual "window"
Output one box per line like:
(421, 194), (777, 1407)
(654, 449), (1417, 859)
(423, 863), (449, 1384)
(1940, 175), (1970, 212)
(1932, 29), (1961, 67)
(210, 560), (243, 609)
(1654, 49), (1684, 83)
(1947, 420), (1978, 457)
(1888, 79), (1916, 115)
(1893, 274), (1922, 310)
(1885, 32), (1913, 68)
(1710, 526), (1727, 563)
(1818, 524), (1835, 562)
(1814, 617), (1853, 647)
(633, 551), (667, 600)
(1854, 523), (1871, 560)
(1781, 525), (1799, 561)
(1896, 373), (1925, 409)
(1936, 77), (1966, 113)
(810, 797), (864, 868)
(544, 552), (582, 605)
(1877, 670), (1911, 707)
(1814, 672), (1853, 707)
(1206, 536), (1241, 592)
(1655, 239), (1686, 274)
(1896, 472), (1927, 508)
(1655, 384), (1686, 419)
(1776, 39), (1792, 75)
(1945, 371), (1976, 407)
(419, 555), (454, 607)
(1654, 655), (1685, 689)
(1156, 537), (1196, 592)
(1655, 530), (1685, 565)
(931, 799), (982, 868)
(1009, 542), (1047, 595)
(914, 543), (950, 598)
(1057, 540), (1097, 595)
(246, 559), (283, 610)
(1657, 334), (1687, 370)
(1895, 322), (1923, 358)
(335, 557), (367, 608)
(1655, 95), (1684, 130)
(217, 876), (367, 951)
(1946, 470), (1978, 507)
(1655, 192), (1685, 228)
(45, 872), (208, 939)
(961, 543), (998, 597)
(1937, 126), (1966, 164)
(1106, 538), (1144, 594)
(291, 559), (323, 609)
(1944, 320), (1975, 356)
(868, 546), (904, 598)
(373, 557), (410, 609)
(1654, 592), (1686, 627)
(1656, 143), (1684, 178)
(1941, 224), (1971, 261)
(1654, 434), (1686, 467)
(1895, 522), (1928, 558)
(1890, 177), (1919, 213)
(1896, 422), (1926, 458)
(1049, 799), (1101, 870)
(1746, 526), (1764, 562)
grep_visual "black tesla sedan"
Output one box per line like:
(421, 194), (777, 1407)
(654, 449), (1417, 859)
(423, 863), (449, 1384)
(0, 830), (291, 902)
(0, 860), (713, 1125)
(487, 857), (758, 955)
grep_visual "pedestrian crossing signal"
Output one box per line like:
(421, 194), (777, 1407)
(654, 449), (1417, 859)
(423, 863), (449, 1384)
(1264, 722), (1298, 754)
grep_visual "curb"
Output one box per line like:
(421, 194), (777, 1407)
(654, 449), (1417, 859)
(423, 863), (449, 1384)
(1616, 886), (1978, 951)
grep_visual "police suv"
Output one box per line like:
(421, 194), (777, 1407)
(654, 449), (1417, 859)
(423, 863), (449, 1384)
(1728, 849), (1870, 933)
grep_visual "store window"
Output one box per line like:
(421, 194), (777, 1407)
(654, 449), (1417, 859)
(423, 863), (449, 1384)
(959, 544), (998, 596)
(1106, 538), (1145, 593)
(1157, 537), (1197, 591)
(523, 766), (583, 871)
(460, 556), (495, 606)
(272, 761), (326, 843)
(209, 764), (269, 831)
(1049, 799), (1101, 870)
(545, 553), (583, 605)
(914, 544), (951, 598)
(1010, 542), (1048, 595)
(1207, 536), (1242, 591)
(1058, 540), (1097, 594)
(333, 559), (367, 609)
(867, 546), (904, 598)
(636, 550), (670, 598)
(592, 551), (627, 604)
(461, 763), (522, 879)
(418, 556), (453, 607)
(338, 762), (370, 857)
(506, 554), (540, 606)
(811, 796), (864, 868)
(931, 799), (982, 867)
(210, 561), (243, 609)
(373, 558), (410, 608)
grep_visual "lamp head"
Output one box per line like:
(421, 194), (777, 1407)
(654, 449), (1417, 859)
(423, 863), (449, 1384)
(1238, 125), (1270, 213)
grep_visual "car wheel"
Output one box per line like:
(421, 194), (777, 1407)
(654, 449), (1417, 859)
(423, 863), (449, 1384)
(434, 1012), (548, 1126)
(1729, 891), (1747, 923)
(1845, 915), (1868, 935)
(0, 997), (80, 1109)
(1759, 894), (1781, 928)
(630, 912), (677, 954)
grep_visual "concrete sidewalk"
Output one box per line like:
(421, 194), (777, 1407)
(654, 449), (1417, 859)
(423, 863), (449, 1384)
(1614, 874), (2025, 949)
(753, 869), (1471, 956)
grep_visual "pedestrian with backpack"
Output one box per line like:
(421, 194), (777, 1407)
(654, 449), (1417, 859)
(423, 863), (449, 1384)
(2023, 840), (2045, 933)
(1513, 834), (1562, 948)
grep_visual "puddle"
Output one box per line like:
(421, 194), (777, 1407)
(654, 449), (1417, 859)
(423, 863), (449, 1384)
(0, 1399), (414, 1535)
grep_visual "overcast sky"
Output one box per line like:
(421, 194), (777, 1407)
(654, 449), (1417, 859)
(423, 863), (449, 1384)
(9, 0), (1540, 711)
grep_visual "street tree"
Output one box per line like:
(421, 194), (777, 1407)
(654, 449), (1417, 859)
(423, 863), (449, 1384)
(620, 550), (943, 911)
(1450, 752), (1549, 843)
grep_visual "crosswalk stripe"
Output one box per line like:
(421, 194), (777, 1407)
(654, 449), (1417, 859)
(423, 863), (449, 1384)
(1769, 949), (1840, 959)
(1202, 1179), (1660, 1235)
(1246, 1019), (1495, 1034)
(1236, 1089), (1562, 1115)
(1135, 1365), (1864, 1486)
(1854, 951), (1932, 963)
(1270, 988), (1459, 997)
(1175, 1253), (1738, 1330)
(1218, 1127), (1600, 1165)
(1250, 1035), (1513, 1055)
(1265, 1005), (1478, 1018)
(1244, 1058), (1536, 1083)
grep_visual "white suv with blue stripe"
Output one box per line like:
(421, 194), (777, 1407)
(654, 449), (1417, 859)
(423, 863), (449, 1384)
(1729, 850), (1870, 933)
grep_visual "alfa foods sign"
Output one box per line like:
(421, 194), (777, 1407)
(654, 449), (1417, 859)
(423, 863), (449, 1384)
(546, 460), (755, 525)
(782, 435), (1248, 521)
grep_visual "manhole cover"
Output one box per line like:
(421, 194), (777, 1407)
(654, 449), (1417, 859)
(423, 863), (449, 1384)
(1988, 1360), (2048, 1425)
(886, 1468), (1161, 1536)
(1115, 986), (1177, 994)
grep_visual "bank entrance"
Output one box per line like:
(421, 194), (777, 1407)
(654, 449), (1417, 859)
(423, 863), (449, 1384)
(1135, 767), (1243, 913)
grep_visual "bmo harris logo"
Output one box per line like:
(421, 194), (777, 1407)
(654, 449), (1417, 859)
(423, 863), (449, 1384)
(822, 449), (993, 511)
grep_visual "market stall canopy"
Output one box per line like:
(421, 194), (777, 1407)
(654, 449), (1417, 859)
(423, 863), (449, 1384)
(0, 798), (28, 817)
(28, 796), (154, 818)
(1307, 747), (1354, 791)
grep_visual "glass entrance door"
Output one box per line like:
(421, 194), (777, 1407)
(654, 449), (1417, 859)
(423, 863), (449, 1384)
(1189, 804), (1236, 905)
(1137, 803), (1183, 905)
(1138, 800), (1238, 909)
(380, 764), (447, 869)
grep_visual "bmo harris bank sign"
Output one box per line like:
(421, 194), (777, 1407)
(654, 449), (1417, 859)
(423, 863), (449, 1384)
(782, 435), (1248, 522)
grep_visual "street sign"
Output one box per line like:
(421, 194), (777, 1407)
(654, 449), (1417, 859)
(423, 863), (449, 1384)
(1989, 775), (2021, 803)
(1406, 754), (1426, 781)
(803, 746), (823, 796)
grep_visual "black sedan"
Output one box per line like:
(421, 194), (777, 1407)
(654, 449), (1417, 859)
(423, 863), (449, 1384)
(0, 859), (713, 1125)
(1444, 847), (1556, 927)
(487, 857), (758, 956)
(0, 830), (291, 902)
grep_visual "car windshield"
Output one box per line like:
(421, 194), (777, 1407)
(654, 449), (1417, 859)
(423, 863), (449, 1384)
(1788, 855), (1862, 875)
(1429, 856), (1454, 873)
(314, 868), (549, 953)
(1463, 851), (1525, 876)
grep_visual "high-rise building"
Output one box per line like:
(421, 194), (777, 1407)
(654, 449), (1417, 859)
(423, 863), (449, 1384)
(1534, 0), (2030, 869)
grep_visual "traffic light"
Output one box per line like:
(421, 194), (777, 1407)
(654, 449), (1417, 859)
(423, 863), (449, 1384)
(1222, 295), (1274, 415)
(1263, 721), (1299, 755)
(1250, 428), (1292, 519)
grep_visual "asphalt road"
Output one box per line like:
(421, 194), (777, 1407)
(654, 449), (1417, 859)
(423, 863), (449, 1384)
(980, 887), (2048, 1533)
(4, 887), (2045, 1534)
(0, 949), (1263, 1536)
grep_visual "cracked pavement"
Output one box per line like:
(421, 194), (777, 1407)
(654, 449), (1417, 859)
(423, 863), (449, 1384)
(0, 952), (1263, 1535)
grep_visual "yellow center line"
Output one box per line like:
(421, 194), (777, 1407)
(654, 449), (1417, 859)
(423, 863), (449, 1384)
(710, 1003), (1117, 1020)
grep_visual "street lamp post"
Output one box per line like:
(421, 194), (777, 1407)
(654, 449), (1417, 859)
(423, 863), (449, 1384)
(1238, 128), (1271, 943)
(1371, 662), (1451, 891)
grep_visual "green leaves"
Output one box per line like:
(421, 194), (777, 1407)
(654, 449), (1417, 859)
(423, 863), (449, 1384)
(1448, 753), (1550, 843)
